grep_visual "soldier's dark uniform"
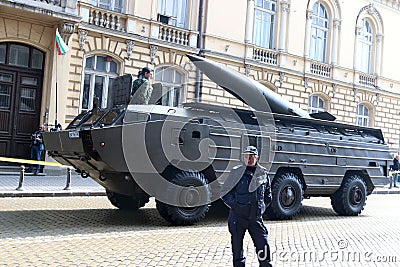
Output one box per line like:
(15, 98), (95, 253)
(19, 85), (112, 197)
(221, 146), (272, 267)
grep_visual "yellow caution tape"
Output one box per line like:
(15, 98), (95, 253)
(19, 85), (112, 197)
(0, 156), (70, 168)
(389, 171), (400, 175)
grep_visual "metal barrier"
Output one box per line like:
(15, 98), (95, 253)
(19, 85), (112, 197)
(13, 165), (73, 191)
(15, 165), (25, 191)
(0, 156), (72, 191)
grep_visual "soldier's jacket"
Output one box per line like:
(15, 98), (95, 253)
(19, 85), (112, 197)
(130, 77), (153, 105)
(221, 164), (272, 219)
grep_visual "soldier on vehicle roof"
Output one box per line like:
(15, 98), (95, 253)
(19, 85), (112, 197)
(130, 67), (154, 105)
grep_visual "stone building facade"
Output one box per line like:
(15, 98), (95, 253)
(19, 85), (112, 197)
(1, 0), (400, 159)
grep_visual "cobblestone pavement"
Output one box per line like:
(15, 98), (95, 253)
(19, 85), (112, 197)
(0, 195), (399, 267)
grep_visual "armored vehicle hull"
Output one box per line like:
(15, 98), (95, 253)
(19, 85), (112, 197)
(43, 55), (391, 225)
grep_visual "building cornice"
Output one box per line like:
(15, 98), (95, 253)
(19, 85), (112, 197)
(0, 0), (81, 22)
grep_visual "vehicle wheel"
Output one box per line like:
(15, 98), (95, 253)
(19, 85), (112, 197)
(331, 174), (367, 216)
(106, 190), (149, 211)
(156, 171), (210, 226)
(266, 172), (303, 220)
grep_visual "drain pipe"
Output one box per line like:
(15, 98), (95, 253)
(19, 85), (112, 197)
(194, 0), (205, 102)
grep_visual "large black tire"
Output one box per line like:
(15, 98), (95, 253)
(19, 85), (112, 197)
(156, 171), (210, 226)
(106, 190), (149, 211)
(266, 172), (303, 220)
(331, 174), (367, 216)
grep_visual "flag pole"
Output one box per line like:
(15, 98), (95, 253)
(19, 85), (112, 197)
(55, 45), (58, 131)
(54, 27), (69, 131)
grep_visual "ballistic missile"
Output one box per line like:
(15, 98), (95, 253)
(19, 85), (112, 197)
(187, 54), (311, 118)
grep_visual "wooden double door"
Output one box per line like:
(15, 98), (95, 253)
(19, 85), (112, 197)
(0, 68), (43, 159)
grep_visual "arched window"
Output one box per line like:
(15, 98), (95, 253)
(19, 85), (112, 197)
(154, 67), (184, 107)
(158, 0), (188, 28)
(81, 55), (119, 111)
(253, 0), (276, 49)
(310, 2), (329, 62)
(0, 43), (44, 69)
(359, 19), (373, 74)
(308, 95), (325, 114)
(356, 104), (369, 126)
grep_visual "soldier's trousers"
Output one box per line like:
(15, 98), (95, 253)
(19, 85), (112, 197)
(228, 212), (271, 267)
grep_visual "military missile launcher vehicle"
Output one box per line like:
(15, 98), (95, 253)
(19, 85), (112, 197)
(43, 55), (392, 225)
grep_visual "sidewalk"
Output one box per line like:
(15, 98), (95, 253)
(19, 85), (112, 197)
(0, 173), (105, 197)
(0, 172), (399, 197)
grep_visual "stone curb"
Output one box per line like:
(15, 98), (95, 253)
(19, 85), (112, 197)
(0, 191), (106, 197)
(0, 190), (398, 198)
(372, 189), (400, 194)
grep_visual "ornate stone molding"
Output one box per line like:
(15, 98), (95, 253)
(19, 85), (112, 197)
(374, 93), (381, 106)
(356, 26), (362, 36)
(333, 19), (341, 30)
(353, 88), (358, 102)
(58, 23), (75, 45)
(376, 33), (383, 43)
(150, 45), (158, 65)
(306, 9), (313, 20)
(279, 72), (285, 87)
(281, 1), (289, 13)
(367, 4), (376, 15)
(78, 29), (88, 51)
(245, 64), (251, 77)
(332, 83), (337, 98)
(304, 77), (309, 91)
(126, 40), (135, 60)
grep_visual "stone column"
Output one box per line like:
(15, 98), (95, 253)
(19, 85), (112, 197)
(278, 1), (289, 52)
(354, 26), (362, 71)
(375, 33), (383, 76)
(245, 0), (255, 44)
(245, 0), (255, 59)
(304, 9), (313, 58)
(331, 19), (340, 65)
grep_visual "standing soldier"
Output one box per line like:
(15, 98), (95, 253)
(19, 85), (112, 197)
(391, 154), (400, 189)
(130, 67), (154, 105)
(28, 125), (45, 175)
(221, 146), (273, 267)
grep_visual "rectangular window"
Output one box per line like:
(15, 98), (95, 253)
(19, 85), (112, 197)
(107, 77), (115, 108)
(21, 77), (38, 86)
(31, 49), (44, 70)
(20, 88), (35, 112)
(96, 56), (106, 71)
(99, 0), (111, 9)
(94, 76), (105, 108)
(172, 87), (181, 107)
(0, 85), (11, 109)
(9, 45), (29, 67)
(158, 0), (187, 28)
(253, 1), (276, 49)
(0, 44), (6, 64)
(82, 74), (91, 110)
(0, 74), (12, 83)
(360, 43), (372, 74)
(85, 57), (94, 70)
(97, 0), (123, 12)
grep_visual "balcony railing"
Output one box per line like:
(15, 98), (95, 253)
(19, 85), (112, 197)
(3, 0), (78, 16)
(359, 73), (376, 87)
(88, 8), (125, 31)
(253, 48), (278, 65)
(310, 62), (331, 78)
(158, 24), (191, 46)
(34, 0), (62, 7)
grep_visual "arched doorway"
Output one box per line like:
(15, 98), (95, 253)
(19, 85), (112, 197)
(0, 43), (44, 159)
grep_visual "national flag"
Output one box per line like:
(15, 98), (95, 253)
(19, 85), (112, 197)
(55, 28), (69, 55)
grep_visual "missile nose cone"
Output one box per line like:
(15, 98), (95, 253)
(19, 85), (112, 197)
(186, 54), (202, 62)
